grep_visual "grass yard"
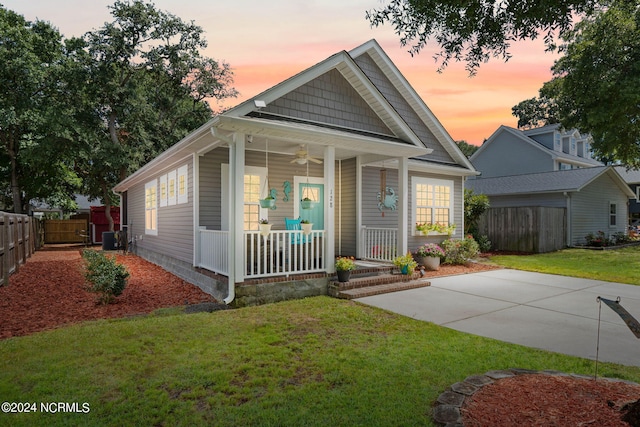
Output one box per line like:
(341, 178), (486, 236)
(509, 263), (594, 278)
(1, 297), (639, 426)
(488, 245), (640, 285)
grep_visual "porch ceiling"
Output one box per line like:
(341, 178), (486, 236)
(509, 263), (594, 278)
(214, 115), (429, 160)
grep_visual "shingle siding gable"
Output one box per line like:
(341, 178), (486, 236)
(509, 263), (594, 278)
(352, 53), (455, 164)
(262, 69), (393, 136)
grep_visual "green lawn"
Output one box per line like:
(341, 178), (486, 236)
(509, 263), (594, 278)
(1, 297), (639, 426)
(488, 245), (640, 285)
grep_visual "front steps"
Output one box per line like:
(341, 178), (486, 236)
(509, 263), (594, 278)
(328, 264), (430, 299)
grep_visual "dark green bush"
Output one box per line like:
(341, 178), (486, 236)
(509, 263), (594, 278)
(82, 250), (129, 304)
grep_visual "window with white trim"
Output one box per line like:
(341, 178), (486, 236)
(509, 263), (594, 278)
(412, 177), (454, 234)
(177, 165), (188, 204)
(610, 202), (618, 227)
(159, 174), (167, 207)
(145, 180), (158, 235)
(167, 170), (177, 206)
(221, 165), (268, 231)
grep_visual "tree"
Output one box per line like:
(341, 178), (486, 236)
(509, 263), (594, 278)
(511, 96), (560, 130)
(455, 140), (479, 157)
(366, 0), (602, 74)
(0, 7), (81, 213)
(76, 0), (238, 230)
(464, 189), (489, 234)
(541, 2), (640, 167)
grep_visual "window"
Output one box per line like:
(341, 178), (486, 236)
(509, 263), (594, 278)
(177, 165), (188, 204)
(610, 202), (617, 227)
(244, 173), (262, 231)
(167, 170), (177, 206)
(412, 177), (454, 234)
(159, 175), (167, 207)
(145, 180), (158, 235)
(221, 165), (268, 231)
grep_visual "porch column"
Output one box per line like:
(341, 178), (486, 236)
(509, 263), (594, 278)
(397, 156), (409, 256)
(355, 155), (362, 258)
(226, 133), (245, 303)
(324, 145), (336, 273)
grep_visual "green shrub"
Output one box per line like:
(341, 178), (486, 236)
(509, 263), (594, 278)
(441, 235), (480, 265)
(82, 250), (129, 304)
(474, 234), (492, 253)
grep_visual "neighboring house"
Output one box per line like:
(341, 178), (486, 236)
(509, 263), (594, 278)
(466, 166), (634, 247)
(613, 167), (640, 226)
(470, 124), (602, 179)
(113, 39), (477, 306)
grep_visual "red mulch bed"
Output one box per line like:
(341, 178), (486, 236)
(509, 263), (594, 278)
(0, 245), (217, 339)
(462, 374), (640, 427)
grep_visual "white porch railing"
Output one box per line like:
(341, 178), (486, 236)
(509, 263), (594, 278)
(198, 229), (326, 279)
(245, 230), (326, 278)
(361, 226), (398, 262)
(199, 229), (230, 275)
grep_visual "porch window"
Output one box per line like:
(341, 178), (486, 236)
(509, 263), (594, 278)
(610, 202), (617, 227)
(221, 164), (268, 231)
(412, 177), (453, 234)
(145, 180), (158, 235)
(244, 173), (262, 230)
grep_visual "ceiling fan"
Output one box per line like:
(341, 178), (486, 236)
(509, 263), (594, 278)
(289, 145), (323, 164)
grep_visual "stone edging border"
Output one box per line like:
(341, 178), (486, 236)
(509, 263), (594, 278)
(432, 368), (640, 426)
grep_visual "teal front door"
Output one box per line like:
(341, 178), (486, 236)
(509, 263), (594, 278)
(299, 183), (324, 230)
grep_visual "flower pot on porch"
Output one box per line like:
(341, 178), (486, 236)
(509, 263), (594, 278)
(337, 270), (351, 282)
(400, 265), (410, 275)
(259, 223), (272, 237)
(301, 223), (313, 235)
(422, 256), (440, 271)
(260, 198), (276, 209)
(301, 199), (315, 210)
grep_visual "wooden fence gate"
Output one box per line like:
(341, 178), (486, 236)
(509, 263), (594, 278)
(477, 206), (567, 253)
(44, 219), (89, 244)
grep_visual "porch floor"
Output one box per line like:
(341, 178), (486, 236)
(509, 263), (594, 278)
(329, 262), (430, 299)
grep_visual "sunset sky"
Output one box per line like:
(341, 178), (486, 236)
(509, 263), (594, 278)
(3, 0), (561, 145)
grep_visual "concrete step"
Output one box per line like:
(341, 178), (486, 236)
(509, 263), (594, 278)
(336, 279), (430, 299)
(328, 271), (430, 299)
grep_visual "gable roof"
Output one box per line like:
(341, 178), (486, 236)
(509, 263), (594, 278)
(466, 166), (635, 197)
(114, 40), (476, 192)
(470, 125), (602, 167)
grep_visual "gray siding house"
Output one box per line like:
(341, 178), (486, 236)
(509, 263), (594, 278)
(470, 124), (602, 178)
(467, 167), (634, 247)
(113, 40), (477, 306)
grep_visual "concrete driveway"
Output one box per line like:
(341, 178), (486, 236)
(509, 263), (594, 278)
(356, 269), (640, 367)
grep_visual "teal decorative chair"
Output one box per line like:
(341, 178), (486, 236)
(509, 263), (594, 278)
(284, 217), (308, 244)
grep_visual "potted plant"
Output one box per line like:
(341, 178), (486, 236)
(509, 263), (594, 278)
(415, 223), (456, 236)
(300, 219), (313, 235)
(259, 196), (276, 209)
(393, 252), (418, 275)
(335, 256), (356, 282)
(301, 197), (315, 210)
(414, 243), (445, 271)
(259, 218), (272, 237)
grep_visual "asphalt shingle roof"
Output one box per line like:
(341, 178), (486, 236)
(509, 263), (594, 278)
(467, 166), (610, 196)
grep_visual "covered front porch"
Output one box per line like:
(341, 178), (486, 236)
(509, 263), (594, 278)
(193, 114), (428, 298)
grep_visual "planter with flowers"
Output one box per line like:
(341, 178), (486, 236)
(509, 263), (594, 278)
(300, 219), (313, 235)
(335, 256), (356, 282)
(413, 243), (445, 271)
(393, 252), (418, 275)
(259, 219), (272, 237)
(415, 223), (456, 236)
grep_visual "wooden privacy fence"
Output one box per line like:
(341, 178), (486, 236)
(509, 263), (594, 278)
(477, 207), (567, 253)
(44, 219), (88, 244)
(0, 212), (38, 287)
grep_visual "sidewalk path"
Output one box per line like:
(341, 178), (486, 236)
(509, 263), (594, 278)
(357, 269), (640, 367)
